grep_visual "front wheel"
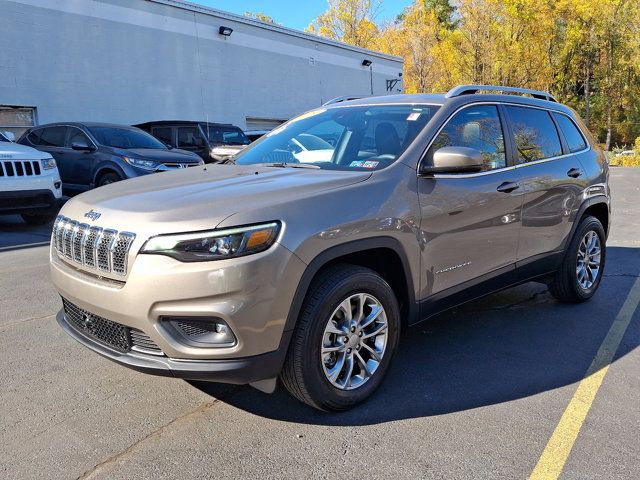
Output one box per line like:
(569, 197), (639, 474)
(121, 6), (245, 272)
(97, 172), (121, 187)
(280, 265), (400, 411)
(549, 215), (606, 303)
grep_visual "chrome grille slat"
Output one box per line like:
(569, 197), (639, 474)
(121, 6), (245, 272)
(97, 229), (116, 272)
(52, 216), (136, 276)
(63, 221), (78, 259)
(84, 226), (101, 268)
(72, 223), (89, 263)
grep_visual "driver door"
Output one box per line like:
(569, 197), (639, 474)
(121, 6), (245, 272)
(417, 104), (524, 300)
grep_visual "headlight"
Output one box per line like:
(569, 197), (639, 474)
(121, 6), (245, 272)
(123, 156), (160, 171)
(141, 222), (281, 262)
(40, 157), (56, 170)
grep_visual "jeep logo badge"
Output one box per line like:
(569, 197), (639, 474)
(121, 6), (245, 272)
(84, 209), (101, 221)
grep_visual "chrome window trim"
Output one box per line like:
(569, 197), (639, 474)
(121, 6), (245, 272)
(417, 101), (591, 179)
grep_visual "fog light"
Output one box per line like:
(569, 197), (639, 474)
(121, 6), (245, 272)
(163, 317), (236, 347)
(54, 181), (61, 189)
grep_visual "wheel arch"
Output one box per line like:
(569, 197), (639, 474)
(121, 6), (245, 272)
(283, 237), (418, 336)
(93, 164), (125, 186)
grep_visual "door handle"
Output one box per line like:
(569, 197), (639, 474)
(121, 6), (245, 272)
(496, 181), (520, 193)
(567, 167), (582, 178)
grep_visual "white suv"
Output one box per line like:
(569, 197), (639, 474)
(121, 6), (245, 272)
(1, 132), (64, 225)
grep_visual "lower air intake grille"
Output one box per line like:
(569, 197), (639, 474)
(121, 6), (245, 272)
(62, 298), (164, 356)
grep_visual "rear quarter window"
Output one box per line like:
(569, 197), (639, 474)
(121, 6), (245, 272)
(554, 113), (587, 153)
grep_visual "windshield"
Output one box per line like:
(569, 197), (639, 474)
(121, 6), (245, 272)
(202, 125), (250, 146)
(88, 126), (167, 149)
(235, 104), (438, 171)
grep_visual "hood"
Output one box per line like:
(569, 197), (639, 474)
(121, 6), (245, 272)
(115, 148), (201, 163)
(1, 141), (52, 160)
(60, 164), (371, 239)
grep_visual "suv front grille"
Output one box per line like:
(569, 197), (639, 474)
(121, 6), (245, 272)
(52, 216), (136, 276)
(62, 298), (163, 355)
(0, 160), (41, 177)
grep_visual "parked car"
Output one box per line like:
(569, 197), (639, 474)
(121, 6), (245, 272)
(244, 129), (270, 142)
(136, 121), (250, 163)
(50, 85), (609, 411)
(1, 131), (16, 142)
(1, 138), (64, 224)
(19, 123), (202, 192)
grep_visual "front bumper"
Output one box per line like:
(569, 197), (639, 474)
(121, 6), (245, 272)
(0, 189), (65, 215)
(51, 241), (306, 360)
(57, 309), (291, 383)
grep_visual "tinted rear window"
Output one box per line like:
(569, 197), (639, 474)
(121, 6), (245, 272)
(39, 127), (67, 147)
(554, 113), (587, 153)
(506, 106), (562, 163)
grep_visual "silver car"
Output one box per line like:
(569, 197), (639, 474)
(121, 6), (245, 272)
(50, 85), (610, 410)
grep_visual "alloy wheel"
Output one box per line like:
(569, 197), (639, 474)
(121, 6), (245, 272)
(576, 230), (601, 290)
(320, 293), (388, 390)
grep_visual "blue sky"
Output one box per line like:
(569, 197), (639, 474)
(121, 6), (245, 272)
(191, 0), (412, 31)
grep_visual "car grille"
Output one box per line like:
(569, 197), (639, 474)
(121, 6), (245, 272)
(62, 298), (163, 355)
(52, 216), (136, 276)
(0, 159), (41, 177)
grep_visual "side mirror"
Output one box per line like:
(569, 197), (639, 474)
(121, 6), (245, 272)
(419, 146), (484, 175)
(2, 131), (16, 142)
(71, 141), (94, 151)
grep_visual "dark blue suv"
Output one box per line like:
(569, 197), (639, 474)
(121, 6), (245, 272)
(19, 122), (202, 192)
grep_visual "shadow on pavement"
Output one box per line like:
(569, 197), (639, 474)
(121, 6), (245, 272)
(0, 214), (55, 250)
(191, 246), (639, 425)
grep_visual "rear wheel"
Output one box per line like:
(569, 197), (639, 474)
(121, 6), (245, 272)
(97, 172), (121, 187)
(280, 264), (400, 411)
(549, 215), (606, 303)
(21, 212), (56, 225)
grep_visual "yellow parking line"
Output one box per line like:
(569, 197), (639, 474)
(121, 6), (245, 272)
(530, 276), (640, 480)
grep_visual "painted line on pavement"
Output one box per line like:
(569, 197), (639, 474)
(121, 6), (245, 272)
(530, 275), (640, 479)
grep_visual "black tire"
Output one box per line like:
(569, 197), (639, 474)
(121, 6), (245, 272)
(97, 172), (121, 187)
(549, 215), (606, 303)
(280, 264), (400, 411)
(21, 212), (56, 225)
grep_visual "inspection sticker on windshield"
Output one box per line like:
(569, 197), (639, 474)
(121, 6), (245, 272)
(350, 160), (379, 169)
(407, 112), (421, 121)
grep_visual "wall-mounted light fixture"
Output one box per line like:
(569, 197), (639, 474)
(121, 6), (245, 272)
(219, 26), (233, 36)
(362, 59), (372, 67)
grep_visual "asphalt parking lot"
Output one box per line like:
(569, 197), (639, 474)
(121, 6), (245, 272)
(1, 168), (638, 479)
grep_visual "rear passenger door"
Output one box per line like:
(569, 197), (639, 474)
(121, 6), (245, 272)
(504, 105), (588, 263)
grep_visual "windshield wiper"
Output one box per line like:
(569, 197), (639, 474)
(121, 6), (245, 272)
(263, 162), (321, 169)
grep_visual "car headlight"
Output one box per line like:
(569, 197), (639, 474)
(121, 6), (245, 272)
(141, 222), (281, 261)
(123, 156), (160, 171)
(40, 157), (57, 170)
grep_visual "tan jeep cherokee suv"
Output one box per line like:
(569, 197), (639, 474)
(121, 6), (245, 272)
(51, 85), (610, 411)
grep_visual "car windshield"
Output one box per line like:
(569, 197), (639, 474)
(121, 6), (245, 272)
(88, 126), (167, 149)
(235, 104), (439, 171)
(202, 125), (250, 146)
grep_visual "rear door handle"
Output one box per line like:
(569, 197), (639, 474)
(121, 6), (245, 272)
(567, 167), (582, 178)
(496, 181), (520, 193)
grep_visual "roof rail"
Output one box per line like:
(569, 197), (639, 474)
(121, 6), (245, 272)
(445, 85), (557, 103)
(322, 95), (368, 106)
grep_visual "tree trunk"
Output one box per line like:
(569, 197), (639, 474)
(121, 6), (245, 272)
(584, 60), (590, 128)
